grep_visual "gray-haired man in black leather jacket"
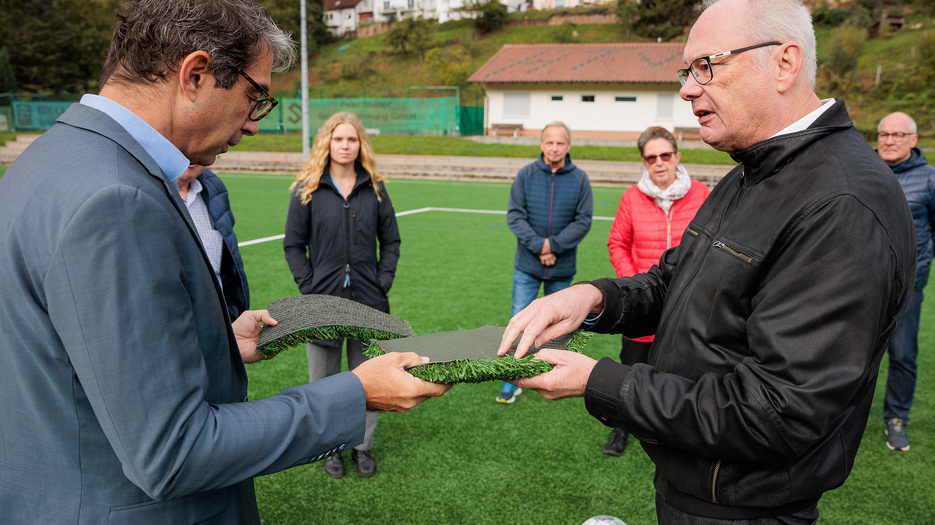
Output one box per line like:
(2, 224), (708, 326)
(497, 0), (916, 522)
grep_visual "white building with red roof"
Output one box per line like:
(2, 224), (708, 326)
(468, 43), (700, 140)
(325, 0), (374, 37)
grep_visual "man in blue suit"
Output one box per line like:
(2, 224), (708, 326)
(0, 1), (449, 523)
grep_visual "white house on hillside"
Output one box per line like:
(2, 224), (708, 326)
(467, 43), (699, 140)
(324, 0), (375, 36)
(531, 0), (613, 9)
(327, 0), (529, 34)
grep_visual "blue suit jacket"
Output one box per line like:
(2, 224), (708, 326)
(0, 103), (366, 524)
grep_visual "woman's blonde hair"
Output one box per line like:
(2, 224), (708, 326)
(290, 111), (384, 205)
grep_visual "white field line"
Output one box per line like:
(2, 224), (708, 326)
(237, 207), (613, 247)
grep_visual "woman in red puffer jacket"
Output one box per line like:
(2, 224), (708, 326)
(602, 126), (709, 457)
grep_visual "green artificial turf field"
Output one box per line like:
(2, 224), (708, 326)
(222, 172), (932, 525)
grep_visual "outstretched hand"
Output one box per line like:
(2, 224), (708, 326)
(233, 309), (278, 364)
(353, 352), (452, 412)
(510, 348), (598, 400)
(498, 283), (604, 358)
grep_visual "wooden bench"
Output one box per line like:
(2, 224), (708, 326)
(490, 123), (523, 138)
(674, 127), (702, 142)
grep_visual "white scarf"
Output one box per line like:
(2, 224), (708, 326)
(637, 164), (692, 214)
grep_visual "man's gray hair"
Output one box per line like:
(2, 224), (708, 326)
(541, 121), (571, 143)
(703, 0), (816, 90)
(878, 113), (918, 134)
(101, 0), (296, 89)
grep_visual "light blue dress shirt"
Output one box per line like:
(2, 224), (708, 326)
(80, 93), (190, 181)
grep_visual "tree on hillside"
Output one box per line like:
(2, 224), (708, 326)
(465, 0), (508, 35)
(425, 47), (471, 86)
(0, 0), (119, 93)
(0, 47), (18, 93)
(825, 23), (867, 82)
(383, 17), (434, 62)
(634, 0), (695, 42)
(615, 0), (639, 38)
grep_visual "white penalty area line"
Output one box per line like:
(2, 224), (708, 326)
(237, 207), (613, 247)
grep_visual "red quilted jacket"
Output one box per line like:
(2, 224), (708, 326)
(607, 179), (709, 342)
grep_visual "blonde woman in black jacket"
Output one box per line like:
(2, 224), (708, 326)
(284, 111), (400, 479)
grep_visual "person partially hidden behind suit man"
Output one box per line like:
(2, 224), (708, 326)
(497, 0), (915, 522)
(875, 111), (935, 452)
(177, 164), (250, 320)
(0, 1), (450, 523)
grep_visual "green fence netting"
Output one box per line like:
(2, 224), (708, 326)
(4, 95), (484, 136)
(258, 96), (483, 136)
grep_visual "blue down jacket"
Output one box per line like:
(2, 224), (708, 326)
(887, 147), (935, 292)
(200, 169), (249, 320)
(507, 153), (592, 280)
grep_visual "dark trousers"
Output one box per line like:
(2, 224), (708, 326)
(883, 287), (923, 422)
(655, 493), (819, 525)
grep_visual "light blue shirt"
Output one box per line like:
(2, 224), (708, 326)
(79, 94), (190, 181)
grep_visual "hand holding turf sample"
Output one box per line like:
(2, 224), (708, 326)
(352, 352), (452, 412)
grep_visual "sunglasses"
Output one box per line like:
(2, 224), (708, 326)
(643, 152), (675, 164)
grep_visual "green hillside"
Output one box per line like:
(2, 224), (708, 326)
(273, 6), (935, 139)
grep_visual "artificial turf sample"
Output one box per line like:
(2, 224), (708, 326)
(256, 295), (589, 383)
(365, 325), (590, 384)
(256, 294), (415, 358)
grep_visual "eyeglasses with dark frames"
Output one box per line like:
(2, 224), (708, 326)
(877, 132), (914, 142)
(643, 151), (676, 164)
(238, 70), (278, 122)
(677, 42), (782, 86)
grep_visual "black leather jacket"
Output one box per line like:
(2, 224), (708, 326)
(583, 100), (915, 519)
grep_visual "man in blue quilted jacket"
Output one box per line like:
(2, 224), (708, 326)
(498, 122), (593, 403)
(177, 164), (250, 321)
(876, 111), (935, 452)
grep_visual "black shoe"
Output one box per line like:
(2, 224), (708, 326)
(324, 453), (345, 478)
(351, 449), (376, 477)
(603, 428), (629, 456)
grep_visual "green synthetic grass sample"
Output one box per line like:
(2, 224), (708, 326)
(366, 325), (590, 384)
(257, 294), (415, 357)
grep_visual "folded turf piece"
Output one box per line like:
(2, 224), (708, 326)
(256, 294), (416, 358)
(365, 325), (589, 384)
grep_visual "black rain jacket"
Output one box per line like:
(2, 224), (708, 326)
(283, 164), (400, 321)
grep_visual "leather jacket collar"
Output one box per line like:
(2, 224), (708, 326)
(730, 99), (854, 184)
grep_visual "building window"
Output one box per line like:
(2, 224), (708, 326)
(615, 95), (637, 102)
(503, 92), (531, 118)
(407, 0), (414, 7)
(383, 1), (389, 8)
(551, 95), (563, 102)
(581, 95), (595, 102)
(657, 93), (674, 121)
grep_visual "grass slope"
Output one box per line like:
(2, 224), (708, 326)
(226, 173), (933, 525)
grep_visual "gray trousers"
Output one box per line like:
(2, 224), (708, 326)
(306, 339), (378, 452)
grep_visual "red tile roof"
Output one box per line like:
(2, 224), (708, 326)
(468, 43), (686, 84)
(325, 0), (364, 10)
